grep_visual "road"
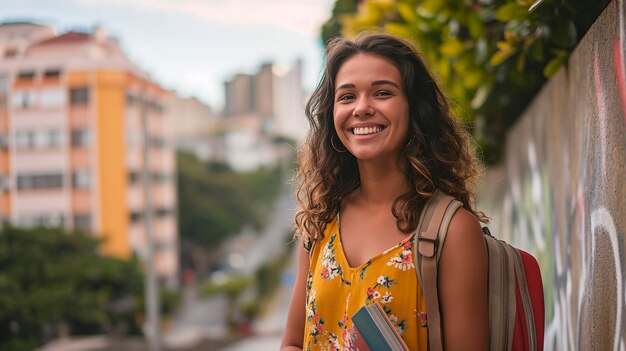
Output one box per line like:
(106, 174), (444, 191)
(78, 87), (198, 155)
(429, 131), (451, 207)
(164, 286), (228, 349)
(222, 240), (299, 351)
(165, 187), (297, 350)
(241, 188), (297, 275)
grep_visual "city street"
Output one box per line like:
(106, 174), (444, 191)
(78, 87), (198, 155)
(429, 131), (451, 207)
(165, 187), (297, 350)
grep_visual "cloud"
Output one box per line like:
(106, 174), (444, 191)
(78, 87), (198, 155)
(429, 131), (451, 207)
(73, 0), (333, 37)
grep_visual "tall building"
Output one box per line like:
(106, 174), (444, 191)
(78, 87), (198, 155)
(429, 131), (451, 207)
(223, 73), (255, 117)
(0, 22), (179, 287)
(273, 59), (308, 142)
(166, 93), (216, 161)
(219, 60), (306, 171)
(223, 61), (307, 140)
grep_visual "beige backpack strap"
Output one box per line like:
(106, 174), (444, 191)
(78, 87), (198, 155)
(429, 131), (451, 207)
(413, 191), (462, 351)
(484, 237), (518, 351)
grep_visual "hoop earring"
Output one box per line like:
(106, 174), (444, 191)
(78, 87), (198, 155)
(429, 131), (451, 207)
(404, 138), (413, 152)
(331, 135), (347, 153)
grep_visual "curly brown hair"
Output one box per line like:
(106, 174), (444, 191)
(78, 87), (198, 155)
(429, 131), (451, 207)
(293, 32), (487, 245)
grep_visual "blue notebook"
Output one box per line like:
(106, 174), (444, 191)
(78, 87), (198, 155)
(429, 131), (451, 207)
(351, 302), (410, 351)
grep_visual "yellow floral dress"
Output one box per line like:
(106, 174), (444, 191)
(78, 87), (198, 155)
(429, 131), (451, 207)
(303, 216), (428, 351)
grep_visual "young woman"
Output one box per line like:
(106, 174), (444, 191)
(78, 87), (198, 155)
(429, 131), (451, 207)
(281, 32), (489, 351)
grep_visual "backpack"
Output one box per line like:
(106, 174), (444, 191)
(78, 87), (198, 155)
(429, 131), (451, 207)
(413, 191), (545, 351)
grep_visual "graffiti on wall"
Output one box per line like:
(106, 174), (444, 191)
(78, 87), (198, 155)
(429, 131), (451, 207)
(479, 1), (626, 350)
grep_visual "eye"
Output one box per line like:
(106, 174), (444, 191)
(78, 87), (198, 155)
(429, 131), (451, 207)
(374, 90), (393, 97)
(337, 94), (355, 102)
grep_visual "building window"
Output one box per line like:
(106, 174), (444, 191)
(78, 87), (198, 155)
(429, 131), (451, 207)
(156, 208), (173, 218)
(153, 172), (171, 183)
(36, 130), (64, 148)
(156, 240), (174, 251)
(40, 214), (64, 227)
(151, 136), (166, 148)
(126, 131), (142, 147)
(17, 70), (35, 81)
(71, 129), (91, 147)
(48, 130), (63, 147)
(147, 100), (164, 114)
(0, 133), (8, 150)
(17, 214), (64, 228)
(73, 213), (92, 231)
(72, 170), (91, 188)
(17, 173), (64, 190)
(69, 87), (89, 105)
(0, 75), (8, 95)
(40, 88), (65, 108)
(128, 171), (140, 184)
(130, 211), (143, 223)
(126, 93), (137, 107)
(12, 90), (36, 109)
(43, 69), (61, 79)
(15, 130), (35, 149)
(0, 75), (7, 109)
(4, 48), (17, 58)
(0, 175), (10, 190)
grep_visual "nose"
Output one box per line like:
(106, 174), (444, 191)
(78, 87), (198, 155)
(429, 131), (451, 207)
(353, 96), (374, 118)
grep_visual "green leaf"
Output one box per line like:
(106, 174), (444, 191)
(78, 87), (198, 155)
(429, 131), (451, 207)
(467, 12), (486, 39)
(489, 48), (516, 65)
(516, 47), (528, 71)
(397, 2), (418, 23)
(437, 58), (451, 82)
(496, 3), (529, 22)
(496, 40), (516, 52)
(543, 54), (568, 78)
(417, 0), (446, 18)
(463, 69), (483, 89)
(384, 22), (413, 39)
(440, 38), (465, 57)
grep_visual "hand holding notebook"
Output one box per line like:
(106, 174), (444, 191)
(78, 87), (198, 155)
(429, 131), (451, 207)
(351, 302), (410, 351)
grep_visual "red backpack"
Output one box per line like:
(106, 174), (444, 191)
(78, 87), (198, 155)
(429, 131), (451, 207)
(413, 192), (545, 351)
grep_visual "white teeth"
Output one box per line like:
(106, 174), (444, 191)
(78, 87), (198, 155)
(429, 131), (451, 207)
(353, 126), (383, 135)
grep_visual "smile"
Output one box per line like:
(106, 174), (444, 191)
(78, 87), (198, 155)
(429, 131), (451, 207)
(351, 126), (385, 135)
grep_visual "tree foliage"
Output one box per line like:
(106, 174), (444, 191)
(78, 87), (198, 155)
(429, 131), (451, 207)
(321, 0), (363, 44)
(176, 151), (284, 276)
(0, 226), (144, 351)
(321, 0), (609, 163)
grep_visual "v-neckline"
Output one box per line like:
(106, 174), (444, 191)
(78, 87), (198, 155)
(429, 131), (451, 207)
(335, 213), (414, 270)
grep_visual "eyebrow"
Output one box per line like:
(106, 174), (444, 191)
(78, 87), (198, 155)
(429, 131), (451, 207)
(335, 80), (401, 92)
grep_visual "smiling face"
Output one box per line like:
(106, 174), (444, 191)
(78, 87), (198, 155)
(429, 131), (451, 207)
(333, 53), (409, 164)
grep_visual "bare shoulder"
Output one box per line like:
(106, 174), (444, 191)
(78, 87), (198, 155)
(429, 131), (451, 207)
(438, 207), (489, 350)
(439, 207), (487, 283)
(443, 207), (485, 257)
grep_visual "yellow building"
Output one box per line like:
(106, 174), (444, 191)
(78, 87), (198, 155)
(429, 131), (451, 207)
(0, 22), (179, 287)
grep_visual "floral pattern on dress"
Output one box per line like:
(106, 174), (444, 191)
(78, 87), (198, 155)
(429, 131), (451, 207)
(382, 305), (409, 336)
(325, 333), (341, 351)
(305, 271), (313, 303)
(365, 275), (397, 304)
(358, 260), (372, 281)
(321, 233), (352, 285)
(389, 313), (409, 335)
(307, 289), (325, 344)
(303, 221), (425, 350)
(381, 291), (393, 304)
(386, 248), (415, 271)
(417, 310), (428, 327)
(338, 313), (358, 350)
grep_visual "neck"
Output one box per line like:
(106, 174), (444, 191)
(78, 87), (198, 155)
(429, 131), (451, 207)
(354, 157), (409, 206)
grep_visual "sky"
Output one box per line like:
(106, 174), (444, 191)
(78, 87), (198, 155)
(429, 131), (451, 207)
(0, 0), (335, 109)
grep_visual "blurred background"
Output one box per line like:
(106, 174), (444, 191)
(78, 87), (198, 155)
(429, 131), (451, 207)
(0, 0), (623, 350)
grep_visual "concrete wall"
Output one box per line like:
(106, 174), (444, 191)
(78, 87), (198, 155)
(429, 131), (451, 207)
(478, 1), (626, 350)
